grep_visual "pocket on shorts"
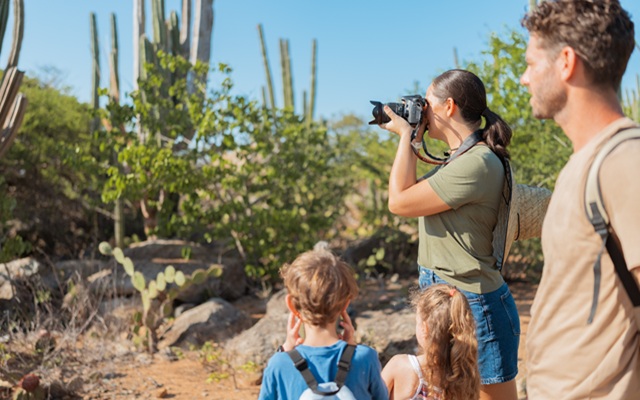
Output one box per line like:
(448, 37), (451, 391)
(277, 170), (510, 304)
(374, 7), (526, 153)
(467, 295), (497, 342)
(500, 290), (521, 336)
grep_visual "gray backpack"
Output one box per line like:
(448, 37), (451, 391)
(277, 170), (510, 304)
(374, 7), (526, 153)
(584, 127), (640, 328)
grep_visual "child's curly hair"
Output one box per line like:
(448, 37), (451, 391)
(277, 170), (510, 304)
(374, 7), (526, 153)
(412, 284), (480, 400)
(280, 249), (358, 327)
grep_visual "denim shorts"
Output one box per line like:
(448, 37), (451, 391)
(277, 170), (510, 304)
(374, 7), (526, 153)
(418, 266), (520, 385)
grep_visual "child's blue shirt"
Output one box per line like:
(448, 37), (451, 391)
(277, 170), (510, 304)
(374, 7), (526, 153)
(258, 340), (389, 400)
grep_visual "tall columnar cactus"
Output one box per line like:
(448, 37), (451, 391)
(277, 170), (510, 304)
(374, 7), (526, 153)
(6, 0), (22, 70)
(258, 24), (276, 112)
(307, 39), (317, 122)
(90, 13), (100, 134)
(0, 1), (9, 57)
(258, 27), (318, 121)
(151, 0), (167, 52)
(99, 242), (222, 353)
(280, 39), (294, 110)
(179, 0), (191, 59)
(109, 13), (125, 249)
(0, 0), (27, 160)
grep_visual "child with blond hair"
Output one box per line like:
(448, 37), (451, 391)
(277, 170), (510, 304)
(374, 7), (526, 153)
(259, 249), (388, 400)
(382, 284), (480, 400)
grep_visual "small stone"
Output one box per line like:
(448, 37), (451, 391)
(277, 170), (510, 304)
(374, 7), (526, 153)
(156, 388), (169, 398)
(18, 374), (40, 392)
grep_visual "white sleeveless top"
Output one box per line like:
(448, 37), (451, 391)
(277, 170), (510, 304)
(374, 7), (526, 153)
(407, 355), (443, 400)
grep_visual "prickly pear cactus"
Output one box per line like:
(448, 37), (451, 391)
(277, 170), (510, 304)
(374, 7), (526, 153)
(98, 242), (222, 353)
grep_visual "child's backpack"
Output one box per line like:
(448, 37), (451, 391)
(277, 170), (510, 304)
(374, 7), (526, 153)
(287, 344), (357, 400)
(584, 126), (640, 329)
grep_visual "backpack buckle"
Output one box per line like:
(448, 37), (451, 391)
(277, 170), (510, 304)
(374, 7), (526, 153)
(338, 359), (350, 371)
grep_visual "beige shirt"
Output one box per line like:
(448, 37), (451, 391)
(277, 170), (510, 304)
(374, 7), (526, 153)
(527, 118), (640, 399)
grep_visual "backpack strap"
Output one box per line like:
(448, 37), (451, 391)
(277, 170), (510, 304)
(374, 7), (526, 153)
(584, 127), (640, 324)
(334, 344), (356, 387)
(287, 344), (356, 396)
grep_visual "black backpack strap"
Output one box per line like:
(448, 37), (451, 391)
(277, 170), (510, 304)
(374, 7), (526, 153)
(585, 127), (640, 324)
(287, 349), (328, 395)
(606, 231), (640, 308)
(334, 344), (356, 386)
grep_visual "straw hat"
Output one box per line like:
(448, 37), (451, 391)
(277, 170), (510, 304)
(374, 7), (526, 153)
(493, 161), (553, 269)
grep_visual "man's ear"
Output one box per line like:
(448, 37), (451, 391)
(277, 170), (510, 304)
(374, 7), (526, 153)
(286, 294), (300, 317)
(558, 46), (578, 82)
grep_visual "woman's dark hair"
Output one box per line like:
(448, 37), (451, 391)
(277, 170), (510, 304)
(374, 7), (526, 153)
(431, 69), (512, 160)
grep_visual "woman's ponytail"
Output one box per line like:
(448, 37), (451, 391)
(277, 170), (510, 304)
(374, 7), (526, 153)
(431, 70), (513, 161)
(482, 108), (512, 161)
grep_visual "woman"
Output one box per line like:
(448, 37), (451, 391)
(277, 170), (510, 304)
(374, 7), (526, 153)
(381, 69), (519, 400)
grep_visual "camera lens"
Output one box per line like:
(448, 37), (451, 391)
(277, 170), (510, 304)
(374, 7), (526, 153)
(368, 101), (405, 125)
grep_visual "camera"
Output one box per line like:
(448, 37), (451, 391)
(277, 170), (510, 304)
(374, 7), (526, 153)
(368, 95), (425, 126)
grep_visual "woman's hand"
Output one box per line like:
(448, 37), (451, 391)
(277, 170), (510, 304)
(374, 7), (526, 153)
(380, 105), (412, 137)
(281, 312), (303, 351)
(338, 309), (357, 345)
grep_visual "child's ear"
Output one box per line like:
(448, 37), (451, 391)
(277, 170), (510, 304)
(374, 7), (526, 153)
(286, 294), (300, 316)
(341, 300), (351, 314)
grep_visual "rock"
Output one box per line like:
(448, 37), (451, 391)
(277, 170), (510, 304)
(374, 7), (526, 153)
(356, 306), (417, 366)
(158, 298), (252, 349)
(109, 240), (248, 303)
(224, 290), (289, 367)
(0, 258), (41, 300)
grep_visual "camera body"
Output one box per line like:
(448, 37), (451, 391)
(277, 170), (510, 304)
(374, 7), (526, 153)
(369, 95), (425, 126)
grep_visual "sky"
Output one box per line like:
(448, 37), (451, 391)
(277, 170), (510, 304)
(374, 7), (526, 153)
(5, 0), (640, 121)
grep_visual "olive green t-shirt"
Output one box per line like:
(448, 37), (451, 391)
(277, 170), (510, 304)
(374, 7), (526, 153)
(418, 145), (504, 294)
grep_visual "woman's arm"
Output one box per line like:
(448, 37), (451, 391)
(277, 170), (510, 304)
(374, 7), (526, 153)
(383, 106), (451, 217)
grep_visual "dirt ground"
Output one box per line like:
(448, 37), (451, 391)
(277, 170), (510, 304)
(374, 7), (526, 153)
(73, 279), (537, 400)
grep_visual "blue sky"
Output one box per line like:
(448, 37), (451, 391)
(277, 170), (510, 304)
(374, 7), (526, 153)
(6, 0), (640, 121)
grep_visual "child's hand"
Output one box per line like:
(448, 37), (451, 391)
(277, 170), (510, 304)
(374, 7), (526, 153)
(281, 312), (303, 351)
(338, 309), (356, 345)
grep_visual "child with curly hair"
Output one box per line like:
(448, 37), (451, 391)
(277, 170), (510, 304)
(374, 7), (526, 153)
(382, 284), (480, 400)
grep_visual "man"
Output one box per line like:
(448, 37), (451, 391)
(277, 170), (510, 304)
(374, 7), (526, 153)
(520, 0), (639, 398)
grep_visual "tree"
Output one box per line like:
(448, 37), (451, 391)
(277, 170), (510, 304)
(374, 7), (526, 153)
(0, 73), (108, 258)
(102, 52), (352, 279)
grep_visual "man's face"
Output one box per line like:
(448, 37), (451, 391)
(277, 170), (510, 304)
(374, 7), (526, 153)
(520, 34), (567, 120)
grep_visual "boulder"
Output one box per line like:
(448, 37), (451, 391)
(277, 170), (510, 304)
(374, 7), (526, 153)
(157, 298), (252, 349)
(224, 290), (289, 367)
(356, 306), (417, 366)
(0, 257), (41, 300)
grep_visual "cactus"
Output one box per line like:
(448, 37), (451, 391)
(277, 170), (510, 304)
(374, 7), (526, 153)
(99, 241), (222, 353)
(258, 27), (318, 120)
(90, 13), (100, 134)
(0, 1), (9, 56)
(151, 0), (167, 52)
(308, 39), (317, 121)
(258, 24), (276, 116)
(108, 13), (126, 249)
(179, 0), (191, 59)
(6, 0), (23, 69)
(280, 39), (294, 110)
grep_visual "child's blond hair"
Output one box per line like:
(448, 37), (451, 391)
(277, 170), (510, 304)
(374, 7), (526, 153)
(412, 284), (480, 399)
(280, 249), (358, 327)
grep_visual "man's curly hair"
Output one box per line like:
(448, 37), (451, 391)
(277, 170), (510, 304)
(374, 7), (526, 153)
(522, 0), (635, 90)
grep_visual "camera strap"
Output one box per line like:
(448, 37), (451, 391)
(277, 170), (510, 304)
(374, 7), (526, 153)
(412, 128), (484, 165)
(444, 129), (484, 165)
